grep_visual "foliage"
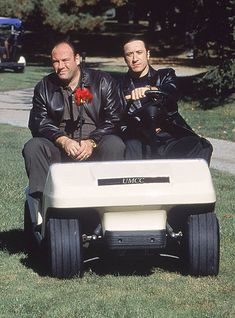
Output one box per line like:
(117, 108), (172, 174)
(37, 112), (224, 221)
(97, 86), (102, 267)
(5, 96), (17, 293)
(39, 0), (104, 33)
(0, 0), (36, 20)
(194, 59), (235, 108)
(186, 0), (234, 58)
(111, 0), (127, 5)
(145, 0), (234, 59)
(0, 0), (127, 33)
(0, 0), (233, 55)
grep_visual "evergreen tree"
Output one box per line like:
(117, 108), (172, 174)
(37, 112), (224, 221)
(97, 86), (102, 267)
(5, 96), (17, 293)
(0, 0), (127, 33)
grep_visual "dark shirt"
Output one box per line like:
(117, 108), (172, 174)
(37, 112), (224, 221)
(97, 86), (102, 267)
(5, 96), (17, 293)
(60, 86), (95, 140)
(132, 74), (149, 88)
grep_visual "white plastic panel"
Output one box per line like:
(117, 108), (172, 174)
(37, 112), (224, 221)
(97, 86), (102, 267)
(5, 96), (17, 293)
(102, 210), (167, 231)
(43, 159), (216, 213)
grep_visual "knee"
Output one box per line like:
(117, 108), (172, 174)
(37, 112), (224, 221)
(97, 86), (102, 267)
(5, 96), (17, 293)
(112, 135), (126, 152)
(23, 138), (37, 158)
(102, 135), (125, 150)
(22, 137), (56, 161)
(23, 137), (44, 158)
(124, 138), (144, 160)
(125, 139), (141, 148)
(97, 135), (126, 160)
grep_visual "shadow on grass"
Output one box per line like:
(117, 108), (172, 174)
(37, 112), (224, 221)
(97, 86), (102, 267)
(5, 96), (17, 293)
(91, 256), (182, 277)
(0, 229), (26, 254)
(0, 229), (184, 277)
(84, 245), (183, 277)
(0, 228), (49, 276)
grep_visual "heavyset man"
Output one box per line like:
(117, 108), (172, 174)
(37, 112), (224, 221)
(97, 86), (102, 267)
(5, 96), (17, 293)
(23, 40), (125, 199)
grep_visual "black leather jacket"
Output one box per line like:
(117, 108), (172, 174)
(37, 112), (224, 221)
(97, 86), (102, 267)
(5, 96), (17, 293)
(29, 68), (123, 143)
(119, 66), (196, 138)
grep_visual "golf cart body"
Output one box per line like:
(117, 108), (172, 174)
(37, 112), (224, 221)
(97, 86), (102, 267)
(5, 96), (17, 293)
(0, 17), (26, 72)
(24, 159), (219, 279)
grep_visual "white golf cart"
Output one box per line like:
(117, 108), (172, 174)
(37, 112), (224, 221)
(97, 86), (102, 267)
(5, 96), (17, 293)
(24, 158), (219, 278)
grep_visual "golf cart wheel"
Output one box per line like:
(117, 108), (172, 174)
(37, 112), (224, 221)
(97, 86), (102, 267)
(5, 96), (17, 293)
(185, 212), (220, 276)
(47, 218), (83, 278)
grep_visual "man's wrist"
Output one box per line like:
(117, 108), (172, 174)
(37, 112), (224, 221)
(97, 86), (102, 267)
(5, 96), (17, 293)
(88, 139), (97, 148)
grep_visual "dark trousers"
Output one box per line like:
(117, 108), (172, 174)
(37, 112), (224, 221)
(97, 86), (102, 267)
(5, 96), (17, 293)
(125, 135), (213, 165)
(22, 135), (125, 195)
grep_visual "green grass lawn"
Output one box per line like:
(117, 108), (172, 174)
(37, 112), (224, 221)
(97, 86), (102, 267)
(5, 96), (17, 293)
(179, 99), (235, 141)
(0, 65), (124, 93)
(0, 124), (234, 318)
(0, 66), (52, 91)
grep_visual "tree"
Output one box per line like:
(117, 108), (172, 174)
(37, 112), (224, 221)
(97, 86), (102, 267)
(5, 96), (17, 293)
(39, 0), (103, 33)
(0, 0), (36, 20)
(173, 0), (234, 59)
(0, 0), (127, 33)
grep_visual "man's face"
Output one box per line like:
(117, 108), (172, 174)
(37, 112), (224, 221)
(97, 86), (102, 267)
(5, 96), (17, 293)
(123, 40), (149, 77)
(51, 43), (80, 84)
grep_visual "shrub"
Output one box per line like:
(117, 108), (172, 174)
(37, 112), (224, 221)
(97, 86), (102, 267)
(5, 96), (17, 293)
(195, 59), (235, 108)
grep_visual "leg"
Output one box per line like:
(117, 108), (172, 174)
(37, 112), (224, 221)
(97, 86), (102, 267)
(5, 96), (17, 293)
(92, 135), (125, 161)
(158, 135), (213, 165)
(125, 138), (151, 160)
(22, 137), (62, 195)
(195, 137), (213, 165)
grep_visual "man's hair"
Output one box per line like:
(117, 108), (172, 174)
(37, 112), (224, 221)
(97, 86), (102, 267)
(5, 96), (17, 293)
(51, 40), (76, 56)
(122, 36), (149, 51)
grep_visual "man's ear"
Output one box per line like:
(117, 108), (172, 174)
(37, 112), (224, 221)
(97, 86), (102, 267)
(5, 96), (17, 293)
(75, 53), (80, 65)
(147, 50), (150, 59)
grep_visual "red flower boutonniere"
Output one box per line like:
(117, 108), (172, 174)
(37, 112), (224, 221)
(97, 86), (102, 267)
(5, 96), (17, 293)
(74, 87), (93, 145)
(75, 87), (93, 106)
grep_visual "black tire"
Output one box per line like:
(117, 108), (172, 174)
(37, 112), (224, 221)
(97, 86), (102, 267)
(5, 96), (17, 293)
(185, 212), (220, 276)
(47, 218), (83, 278)
(15, 67), (25, 73)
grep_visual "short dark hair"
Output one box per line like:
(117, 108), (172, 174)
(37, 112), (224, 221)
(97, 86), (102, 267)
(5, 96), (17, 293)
(122, 36), (148, 51)
(51, 40), (76, 56)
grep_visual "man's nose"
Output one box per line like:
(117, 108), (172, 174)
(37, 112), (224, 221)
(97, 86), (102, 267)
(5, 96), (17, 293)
(132, 53), (138, 61)
(58, 60), (65, 68)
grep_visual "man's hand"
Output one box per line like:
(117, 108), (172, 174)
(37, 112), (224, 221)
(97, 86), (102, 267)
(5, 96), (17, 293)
(125, 86), (158, 101)
(55, 136), (95, 161)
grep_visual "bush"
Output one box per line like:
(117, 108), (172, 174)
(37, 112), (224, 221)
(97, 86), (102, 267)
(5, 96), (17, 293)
(195, 59), (235, 108)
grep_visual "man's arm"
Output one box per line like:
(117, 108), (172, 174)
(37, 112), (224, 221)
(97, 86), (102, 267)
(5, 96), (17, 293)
(122, 68), (177, 102)
(128, 68), (178, 112)
(125, 85), (158, 101)
(153, 68), (178, 113)
(153, 68), (178, 97)
(88, 72), (123, 143)
(29, 79), (65, 142)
